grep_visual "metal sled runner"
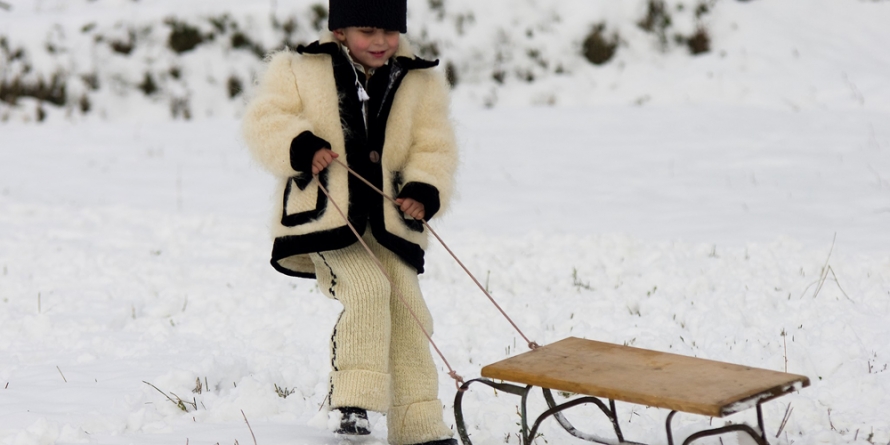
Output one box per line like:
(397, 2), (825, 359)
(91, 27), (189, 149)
(454, 337), (809, 445)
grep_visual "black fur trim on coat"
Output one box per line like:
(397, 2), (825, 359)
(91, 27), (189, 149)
(290, 131), (331, 190)
(396, 181), (441, 220)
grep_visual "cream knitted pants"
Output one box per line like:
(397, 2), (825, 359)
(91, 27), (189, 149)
(310, 231), (453, 445)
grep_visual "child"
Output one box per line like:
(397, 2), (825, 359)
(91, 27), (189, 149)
(241, 0), (458, 444)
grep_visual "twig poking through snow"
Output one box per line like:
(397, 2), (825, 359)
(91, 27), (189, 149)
(827, 267), (853, 302)
(143, 381), (195, 412)
(782, 331), (788, 373)
(776, 404), (794, 438)
(811, 234), (836, 299)
(57, 366), (67, 383)
(242, 410), (258, 445)
(799, 234), (853, 302)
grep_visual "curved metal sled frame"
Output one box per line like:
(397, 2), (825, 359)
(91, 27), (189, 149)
(455, 378), (772, 445)
(455, 378), (631, 445)
(665, 408), (770, 445)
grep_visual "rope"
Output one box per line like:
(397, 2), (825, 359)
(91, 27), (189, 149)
(314, 175), (466, 391)
(332, 159), (540, 350)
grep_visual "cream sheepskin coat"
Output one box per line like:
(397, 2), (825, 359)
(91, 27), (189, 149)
(242, 33), (458, 278)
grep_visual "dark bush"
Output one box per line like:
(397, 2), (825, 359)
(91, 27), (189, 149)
(138, 72), (158, 96)
(0, 71), (67, 107)
(1, 36), (26, 61)
(445, 61), (458, 87)
(171, 97), (191, 120)
(81, 72), (100, 90)
(455, 13), (474, 35)
(638, 0), (672, 49)
(582, 24), (619, 65)
(110, 30), (136, 55)
(227, 75), (242, 99)
(416, 40), (440, 59)
(209, 14), (233, 34)
(231, 32), (265, 59)
(638, 0), (671, 32)
(79, 94), (91, 113)
(685, 27), (710, 55)
(0, 78), (19, 105)
(518, 69), (534, 83)
(281, 17), (298, 36)
(310, 4), (328, 32)
(695, 2), (711, 18)
(429, 0), (445, 19)
(166, 18), (204, 54)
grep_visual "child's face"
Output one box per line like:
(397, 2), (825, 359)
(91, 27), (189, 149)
(334, 27), (400, 71)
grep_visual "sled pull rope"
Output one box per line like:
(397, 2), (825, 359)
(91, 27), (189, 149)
(314, 175), (466, 391)
(332, 159), (540, 351)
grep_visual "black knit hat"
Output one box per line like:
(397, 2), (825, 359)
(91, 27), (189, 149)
(328, 0), (407, 33)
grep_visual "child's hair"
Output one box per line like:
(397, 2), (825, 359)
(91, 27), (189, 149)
(327, 0), (408, 33)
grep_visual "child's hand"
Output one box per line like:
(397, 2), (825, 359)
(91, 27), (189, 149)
(311, 149), (339, 175)
(395, 198), (425, 220)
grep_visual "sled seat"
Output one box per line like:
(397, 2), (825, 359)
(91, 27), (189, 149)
(454, 337), (809, 445)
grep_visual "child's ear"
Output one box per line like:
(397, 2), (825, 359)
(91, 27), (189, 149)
(333, 29), (347, 42)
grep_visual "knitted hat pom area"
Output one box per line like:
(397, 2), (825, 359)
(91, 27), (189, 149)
(328, 0), (408, 33)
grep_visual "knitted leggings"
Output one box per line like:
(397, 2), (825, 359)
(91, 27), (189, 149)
(310, 231), (452, 445)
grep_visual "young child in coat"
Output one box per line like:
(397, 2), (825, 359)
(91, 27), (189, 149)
(241, 0), (458, 443)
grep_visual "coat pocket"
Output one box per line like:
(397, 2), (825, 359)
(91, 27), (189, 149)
(281, 174), (327, 227)
(391, 172), (424, 233)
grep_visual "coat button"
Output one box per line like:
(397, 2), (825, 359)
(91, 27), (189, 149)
(369, 151), (380, 163)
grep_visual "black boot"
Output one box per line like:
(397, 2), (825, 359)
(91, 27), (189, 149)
(333, 406), (371, 435)
(409, 439), (457, 445)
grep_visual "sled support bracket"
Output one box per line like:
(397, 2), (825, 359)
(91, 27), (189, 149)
(454, 337), (809, 445)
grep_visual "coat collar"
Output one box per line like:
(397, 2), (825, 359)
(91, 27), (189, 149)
(297, 32), (439, 71)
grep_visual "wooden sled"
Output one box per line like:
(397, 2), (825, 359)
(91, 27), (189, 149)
(454, 337), (809, 445)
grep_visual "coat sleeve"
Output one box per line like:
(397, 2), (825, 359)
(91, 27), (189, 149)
(398, 70), (458, 220)
(242, 52), (327, 180)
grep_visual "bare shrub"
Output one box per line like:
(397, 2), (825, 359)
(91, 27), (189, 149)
(582, 23), (619, 65)
(209, 13), (233, 34)
(637, 0), (672, 50)
(138, 72), (158, 96)
(310, 4), (328, 32)
(171, 97), (191, 120)
(166, 18), (204, 54)
(227, 75), (242, 99)
(445, 61), (458, 87)
(110, 29), (136, 55)
(685, 27), (710, 55)
(0, 71), (67, 107)
(79, 94), (91, 113)
(81, 72), (100, 90)
(231, 31), (265, 59)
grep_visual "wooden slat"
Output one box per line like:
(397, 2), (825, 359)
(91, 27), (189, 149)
(481, 337), (809, 417)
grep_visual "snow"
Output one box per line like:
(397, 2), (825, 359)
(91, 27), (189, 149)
(2, 0), (890, 445)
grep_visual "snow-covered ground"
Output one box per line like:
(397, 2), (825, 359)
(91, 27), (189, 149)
(2, 106), (889, 444)
(2, 0), (890, 444)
